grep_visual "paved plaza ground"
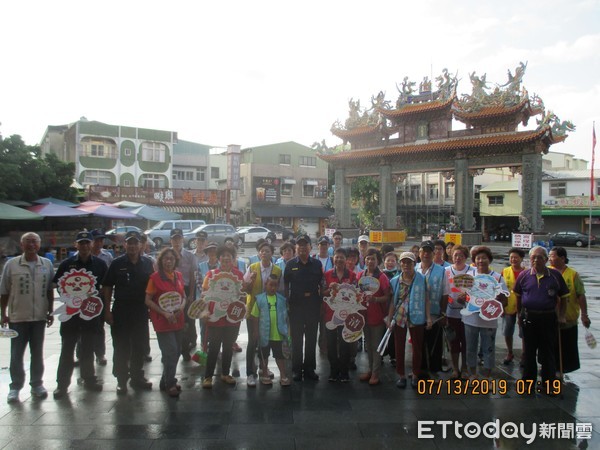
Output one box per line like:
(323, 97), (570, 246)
(1, 243), (599, 449)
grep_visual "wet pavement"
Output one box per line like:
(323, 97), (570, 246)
(1, 244), (600, 449)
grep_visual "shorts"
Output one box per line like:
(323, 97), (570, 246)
(502, 314), (522, 339)
(260, 340), (284, 360)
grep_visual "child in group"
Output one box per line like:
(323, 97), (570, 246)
(250, 275), (290, 386)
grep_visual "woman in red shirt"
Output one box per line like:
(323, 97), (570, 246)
(145, 248), (186, 397)
(357, 248), (391, 385)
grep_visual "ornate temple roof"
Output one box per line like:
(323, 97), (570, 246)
(377, 95), (454, 119)
(453, 97), (544, 127)
(319, 127), (557, 163)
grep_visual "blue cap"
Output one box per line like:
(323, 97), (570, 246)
(125, 230), (142, 241)
(76, 231), (93, 242)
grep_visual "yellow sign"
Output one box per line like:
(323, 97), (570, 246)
(445, 233), (462, 245)
(369, 230), (407, 244)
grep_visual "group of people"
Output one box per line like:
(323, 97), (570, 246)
(0, 228), (591, 403)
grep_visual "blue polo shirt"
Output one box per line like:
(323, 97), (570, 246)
(513, 267), (569, 311)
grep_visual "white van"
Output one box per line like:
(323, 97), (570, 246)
(145, 220), (206, 247)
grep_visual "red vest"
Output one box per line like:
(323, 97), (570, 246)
(148, 271), (185, 333)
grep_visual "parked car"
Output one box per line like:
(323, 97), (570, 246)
(183, 224), (240, 249)
(261, 223), (294, 241)
(548, 231), (596, 247)
(145, 220), (206, 247)
(237, 226), (277, 245)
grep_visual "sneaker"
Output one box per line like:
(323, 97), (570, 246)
(280, 377), (291, 387)
(53, 387), (68, 399)
(83, 381), (103, 392)
(260, 376), (272, 385)
(220, 375), (236, 385)
(396, 378), (407, 389)
(7, 390), (19, 403)
(339, 374), (350, 383)
(246, 374), (257, 387)
(31, 386), (48, 399)
(232, 342), (243, 353)
(258, 368), (275, 379)
(167, 386), (180, 397)
(503, 353), (514, 365)
(130, 378), (153, 390)
(116, 384), (128, 395)
(328, 373), (338, 382)
(202, 377), (213, 389)
(96, 356), (107, 366)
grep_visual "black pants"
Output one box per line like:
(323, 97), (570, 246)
(422, 320), (444, 373)
(246, 319), (258, 376)
(205, 325), (240, 378)
(326, 327), (352, 378)
(75, 319), (106, 359)
(57, 317), (99, 387)
(289, 301), (321, 374)
(111, 308), (149, 383)
(522, 311), (558, 382)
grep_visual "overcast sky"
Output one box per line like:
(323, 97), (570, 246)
(1, 0), (598, 165)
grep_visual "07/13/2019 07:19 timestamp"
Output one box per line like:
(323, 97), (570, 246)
(417, 379), (562, 396)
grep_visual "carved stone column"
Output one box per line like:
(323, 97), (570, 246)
(379, 165), (396, 229)
(454, 157), (474, 230)
(521, 152), (543, 231)
(334, 167), (352, 228)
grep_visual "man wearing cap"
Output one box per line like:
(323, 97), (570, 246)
(169, 228), (197, 361)
(357, 235), (369, 271)
(415, 241), (447, 375)
(103, 231), (155, 394)
(1, 232), (54, 403)
(284, 234), (324, 381)
(193, 230), (209, 267)
(53, 231), (108, 398)
(314, 236), (334, 273)
(243, 241), (282, 386)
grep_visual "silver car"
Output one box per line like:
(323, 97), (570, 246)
(184, 224), (240, 249)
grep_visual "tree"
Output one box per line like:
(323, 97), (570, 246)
(351, 176), (380, 229)
(0, 134), (77, 202)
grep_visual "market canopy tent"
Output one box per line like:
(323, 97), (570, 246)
(75, 203), (139, 219)
(0, 202), (43, 220)
(32, 197), (79, 207)
(28, 202), (90, 217)
(124, 204), (181, 221)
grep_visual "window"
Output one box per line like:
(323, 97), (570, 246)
(410, 185), (421, 201)
(279, 154), (291, 165)
(82, 139), (116, 158)
(596, 180), (600, 196)
(211, 167), (220, 179)
(281, 183), (293, 196)
(142, 142), (166, 162)
(445, 182), (455, 199)
(173, 170), (185, 181)
(303, 184), (315, 197)
(123, 179), (131, 187)
(488, 195), (504, 205)
(299, 156), (316, 167)
(83, 170), (112, 185)
(549, 182), (566, 197)
(196, 168), (206, 182)
(141, 174), (167, 188)
(124, 148), (132, 157)
(240, 177), (246, 195)
(427, 183), (438, 200)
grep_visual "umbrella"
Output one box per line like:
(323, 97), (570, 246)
(0, 202), (43, 220)
(32, 197), (79, 207)
(28, 202), (90, 217)
(125, 205), (181, 221)
(75, 203), (139, 219)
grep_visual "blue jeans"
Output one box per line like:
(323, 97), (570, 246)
(156, 330), (182, 389)
(464, 324), (496, 371)
(9, 321), (46, 390)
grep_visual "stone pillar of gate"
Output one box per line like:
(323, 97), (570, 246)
(334, 167), (352, 228)
(521, 152), (543, 231)
(454, 157), (474, 231)
(378, 165), (396, 229)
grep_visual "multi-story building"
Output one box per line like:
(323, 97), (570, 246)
(232, 141), (331, 237)
(40, 118), (226, 220)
